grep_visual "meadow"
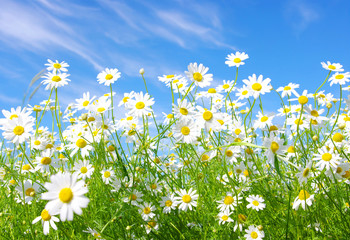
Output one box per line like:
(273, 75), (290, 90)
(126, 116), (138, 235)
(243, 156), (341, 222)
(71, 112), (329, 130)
(0, 53), (350, 239)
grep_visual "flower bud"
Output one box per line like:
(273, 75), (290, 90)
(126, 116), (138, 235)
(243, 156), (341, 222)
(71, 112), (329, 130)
(139, 68), (145, 75)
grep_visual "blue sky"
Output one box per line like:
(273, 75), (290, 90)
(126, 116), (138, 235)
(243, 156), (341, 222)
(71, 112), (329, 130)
(0, 0), (349, 116)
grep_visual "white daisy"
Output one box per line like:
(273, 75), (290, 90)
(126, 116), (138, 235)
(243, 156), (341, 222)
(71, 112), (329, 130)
(32, 209), (59, 235)
(174, 188), (199, 211)
(41, 172), (90, 221)
(243, 74), (271, 99)
(246, 195), (266, 211)
(97, 68), (121, 86)
(321, 61), (344, 72)
(225, 52), (249, 67)
(292, 190), (314, 210)
(41, 72), (70, 90)
(244, 225), (265, 240)
(127, 92), (154, 118)
(185, 62), (213, 88)
(45, 59), (69, 72)
(173, 119), (200, 144)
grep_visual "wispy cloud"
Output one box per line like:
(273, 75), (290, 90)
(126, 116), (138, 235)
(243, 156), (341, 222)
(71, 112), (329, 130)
(0, 0), (103, 70)
(284, 0), (320, 35)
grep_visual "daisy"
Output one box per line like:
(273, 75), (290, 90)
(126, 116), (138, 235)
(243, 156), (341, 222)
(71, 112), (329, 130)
(185, 62), (213, 88)
(41, 72), (70, 90)
(127, 92), (154, 118)
(101, 168), (115, 184)
(313, 146), (341, 170)
(34, 149), (59, 173)
(162, 112), (174, 125)
(253, 112), (274, 130)
(31, 136), (49, 151)
(89, 96), (112, 115)
(73, 160), (94, 180)
(222, 146), (240, 163)
(45, 59), (69, 72)
(217, 210), (234, 225)
(173, 98), (196, 121)
(159, 193), (177, 214)
(244, 225), (265, 240)
(41, 172), (90, 221)
(144, 219), (159, 234)
(74, 92), (96, 111)
(124, 190), (143, 206)
(236, 86), (251, 100)
(138, 203), (156, 221)
(172, 119), (200, 144)
(225, 52), (249, 67)
(246, 195), (266, 211)
(118, 91), (135, 107)
(197, 88), (223, 99)
(32, 209), (59, 235)
(97, 68), (121, 86)
(276, 83), (299, 98)
(295, 161), (313, 185)
(2, 117), (34, 145)
(83, 228), (104, 239)
(292, 190), (314, 210)
(196, 106), (220, 132)
(329, 72), (350, 86)
(321, 61), (344, 72)
(67, 137), (94, 158)
(263, 136), (287, 162)
(217, 80), (235, 93)
(15, 180), (41, 204)
(217, 192), (242, 211)
(243, 74), (271, 99)
(174, 188), (199, 211)
(0, 106), (33, 126)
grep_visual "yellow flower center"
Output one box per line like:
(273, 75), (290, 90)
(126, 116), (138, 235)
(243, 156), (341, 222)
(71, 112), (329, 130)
(41, 157), (51, 165)
(143, 207), (151, 214)
(179, 108), (188, 115)
(41, 209), (51, 221)
(203, 111), (213, 121)
(193, 72), (203, 82)
(269, 125), (278, 131)
(294, 119), (303, 125)
(201, 154), (210, 161)
(335, 74), (344, 79)
(310, 110), (319, 117)
(298, 96), (308, 105)
(22, 164), (31, 171)
(182, 194), (192, 203)
(10, 114), (18, 120)
(284, 86), (291, 91)
(52, 76), (61, 82)
(328, 65), (336, 70)
(167, 114), (174, 119)
(217, 119), (224, 125)
(130, 194), (137, 201)
(13, 126), (24, 135)
(333, 133), (344, 142)
(148, 221), (157, 228)
(105, 74), (113, 80)
(208, 88), (216, 93)
(136, 102), (145, 109)
(342, 171), (350, 179)
(223, 84), (230, 89)
(252, 200), (259, 206)
(303, 168), (310, 177)
(221, 215), (229, 221)
(287, 146), (295, 153)
(260, 116), (268, 122)
(336, 167), (342, 174)
(223, 196), (234, 205)
(25, 187), (35, 196)
(238, 214), (247, 223)
(82, 100), (89, 107)
(270, 141), (279, 153)
(53, 63), (61, 69)
(252, 83), (262, 91)
(59, 188), (73, 203)
(165, 200), (173, 207)
(80, 166), (88, 173)
(104, 171), (111, 178)
(234, 129), (241, 135)
(251, 231), (258, 239)
(34, 140), (41, 145)
(97, 107), (105, 113)
(181, 126), (190, 135)
(233, 58), (241, 63)
(242, 90), (248, 95)
(225, 150), (233, 157)
(298, 190), (310, 200)
(88, 117), (95, 122)
(322, 153), (332, 161)
(76, 139), (87, 148)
